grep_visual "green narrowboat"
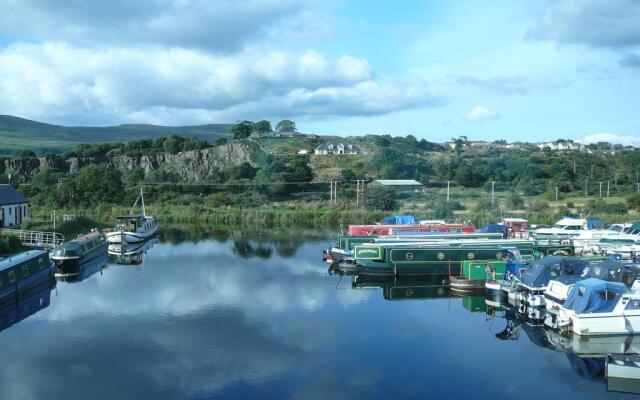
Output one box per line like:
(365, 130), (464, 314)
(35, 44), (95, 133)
(353, 240), (574, 276)
(351, 275), (451, 301)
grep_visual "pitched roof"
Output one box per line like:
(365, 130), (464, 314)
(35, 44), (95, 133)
(315, 141), (360, 151)
(0, 185), (29, 206)
(373, 179), (423, 186)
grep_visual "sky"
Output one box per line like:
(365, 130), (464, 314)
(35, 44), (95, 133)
(0, 0), (638, 145)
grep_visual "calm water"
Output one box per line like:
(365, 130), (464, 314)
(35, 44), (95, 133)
(2, 231), (639, 399)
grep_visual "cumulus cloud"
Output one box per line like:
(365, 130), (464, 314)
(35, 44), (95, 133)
(526, 0), (640, 49)
(463, 105), (500, 122)
(578, 133), (640, 147)
(0, 43), (437, 124)
(0, 0), (308, 51)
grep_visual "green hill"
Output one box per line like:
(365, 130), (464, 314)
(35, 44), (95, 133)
(0, 115), (232, 154)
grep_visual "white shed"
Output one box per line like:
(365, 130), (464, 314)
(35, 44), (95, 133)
(0, 185), (30, 227)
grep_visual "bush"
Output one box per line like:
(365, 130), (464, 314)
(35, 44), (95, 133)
(628, 193), (640, 211)
(363, 186), (397, 211)
(530, 200), (549, 212)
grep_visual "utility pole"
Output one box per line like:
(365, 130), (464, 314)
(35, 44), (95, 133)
(333, 181), (338, 205)
(607, 180), (610, 198)
(591, 164), (593, 179)
(491, 181), (495, 205)
(52, 210), (56, 235)
(555, 187), (559, 206)
(446, 181), (451, 203)
(599, 182), (603, 198)
(355, 180), (365, 206)
(584, 178), (588, 198)
(573, 161), (576, 175)
(329, 181), (333, 204)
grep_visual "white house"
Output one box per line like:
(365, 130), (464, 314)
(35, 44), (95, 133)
(314, 141), (361, 155)
(536, 141), (585, 151)
(0, 185), (29, 227)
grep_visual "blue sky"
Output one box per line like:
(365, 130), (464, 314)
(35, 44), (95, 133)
(0, 0), (638, 145)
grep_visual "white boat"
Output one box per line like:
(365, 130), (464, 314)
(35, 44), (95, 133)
(555, 278), (640, 336)
(576, 223), (639, 255)
(105, 189), (159, 244)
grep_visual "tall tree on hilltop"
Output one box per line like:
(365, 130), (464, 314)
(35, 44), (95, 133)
(275, 120), (296, 133)
(231, 121), (254, 139)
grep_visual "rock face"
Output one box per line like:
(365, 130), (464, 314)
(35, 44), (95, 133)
(3, 142), (255, 182)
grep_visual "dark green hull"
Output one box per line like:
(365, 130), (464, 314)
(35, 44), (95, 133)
(355, 244), (574, 276)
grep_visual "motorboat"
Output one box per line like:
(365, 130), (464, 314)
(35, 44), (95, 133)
(105, 188), (159, 244)
(534, 217), (614, 241)
(555, 278), (637, 336)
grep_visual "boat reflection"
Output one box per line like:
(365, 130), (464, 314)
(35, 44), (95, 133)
(352, 275), (451, 300)
(56, 257), (107, 283)
(108, 238), (158, 265)
(0, 277), (54, 334)
(488, 295), (640, 393)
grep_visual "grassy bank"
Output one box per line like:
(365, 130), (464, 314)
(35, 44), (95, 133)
(28, 203), (386, 231)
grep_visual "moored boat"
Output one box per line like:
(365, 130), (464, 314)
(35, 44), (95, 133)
(105, 188), (159, 244)
(554, 278), (636, 336)
(348, 216), (475, 236)
(51, 230), (108, 277)
(0, 250), (55, 306)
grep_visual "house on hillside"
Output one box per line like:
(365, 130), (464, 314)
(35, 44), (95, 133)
(371, 179), (424, 192)
(314, 141), (361, 155)
(0, 185), (29, 227)
(536, 141), (585, 151)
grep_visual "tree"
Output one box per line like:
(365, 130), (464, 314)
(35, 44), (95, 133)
(163, 136), (183, 154)
(451, 136), (469, 156)
(231, 121), (253, 139)
(215, 137), (228, 146)
(74, 165), (124, 206)
(275, 120), (296, 132)
(17, 149), (36, 158)
(363, 186), (397, 211)
(505, 192), (524, 209)
(253, 120), (272, 136)
(286, 157), (313, 183)
(626, 193), (640, 211)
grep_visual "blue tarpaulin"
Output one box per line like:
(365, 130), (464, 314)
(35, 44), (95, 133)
(564, 278), (627, 314)
(383, 215), (418, 225)
(478, 224), (509, 238)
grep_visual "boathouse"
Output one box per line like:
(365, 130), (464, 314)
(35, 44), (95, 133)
(371, 179), (424, 192)
(0, 184), (29, 227)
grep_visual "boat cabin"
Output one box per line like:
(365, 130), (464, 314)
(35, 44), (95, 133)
(502, 218), (528, 233)
(115, 216), (145, 233)
(521, 256), (589, 289)
(563, 278), (628, 314)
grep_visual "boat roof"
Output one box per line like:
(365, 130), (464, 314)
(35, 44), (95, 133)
(502, 218), (528, 222)
(564, 278), (628, 313)
(522, 256), (589, 288)
(116, 215), (145, 220)
(383, 215), (418, 225)
(0, 250), (47, 272)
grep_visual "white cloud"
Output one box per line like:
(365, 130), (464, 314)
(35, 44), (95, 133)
(0, 43), (437, 124)
(578, 133), (640, 147)
(463, 105), (500, 122)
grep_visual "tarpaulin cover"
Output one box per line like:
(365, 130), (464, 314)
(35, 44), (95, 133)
(521, 256), (589, 288)
(564, 278), (627, 314)
(478, 224), (509, 238)
(383, 215), (418, 225)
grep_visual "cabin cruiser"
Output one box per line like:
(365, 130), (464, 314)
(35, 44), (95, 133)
(105, 189), (159, 244)
(574, 223), (638, 255)
(533, 217), (612, 240)
(554, 278), (638, 336)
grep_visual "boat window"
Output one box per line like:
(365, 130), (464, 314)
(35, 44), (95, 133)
(598, 290), (617, 301)
(550, 264), (562, 277)
(625, 299), (640, 310)
(578, 287), (586, 296)
(564, 264), (576, 275)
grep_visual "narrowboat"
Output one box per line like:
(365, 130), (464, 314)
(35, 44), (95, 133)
(0, 250), (55, 306)
(51, 230), (108, 277)
(325, 232), (508, 265)
(353, 240), (573, 276)
(105, 189), (159, 244)
(347, 218), (475, 236)
(0, 276), (53, 333)
(555, 278), (637, 336)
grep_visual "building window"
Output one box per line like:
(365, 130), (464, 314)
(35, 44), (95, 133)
(8, 207), (11, 215)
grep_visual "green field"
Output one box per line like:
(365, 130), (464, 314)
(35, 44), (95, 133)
(0, 114), (232, 153)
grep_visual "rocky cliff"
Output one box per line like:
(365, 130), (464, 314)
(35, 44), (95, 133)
(3, 142), (255, 182)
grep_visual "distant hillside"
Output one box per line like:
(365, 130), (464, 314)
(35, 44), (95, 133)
(0, 115), (232, 154)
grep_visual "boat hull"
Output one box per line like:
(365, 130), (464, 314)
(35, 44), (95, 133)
(53, 243), (108, 277)
(106, 225), (159, 244)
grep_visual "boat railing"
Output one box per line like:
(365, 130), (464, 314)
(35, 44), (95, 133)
(0, 229), (65, 249)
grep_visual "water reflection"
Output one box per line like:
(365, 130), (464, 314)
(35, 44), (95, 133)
(0, 277), (54, 333)
(0, 233), (638, 399)
(108, 237), (158, 265)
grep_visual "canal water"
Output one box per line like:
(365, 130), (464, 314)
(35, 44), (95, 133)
(1, 231), (638, 399)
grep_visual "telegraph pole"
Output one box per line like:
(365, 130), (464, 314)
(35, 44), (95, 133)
(555, 187), (559, 206)
(599, 181), (603, 198)
(446, 181), (451, 203)
(607, 180), (610, 197)
(355, 180), (365, 206)
(584, 178), (588, 198)
(491, 181), (495, 205)
(333, 181), (338, 205)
